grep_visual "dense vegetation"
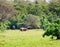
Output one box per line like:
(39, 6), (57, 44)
(0, 0), (60, 39)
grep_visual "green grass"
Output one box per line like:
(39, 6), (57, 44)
(0, 29), (60, 47)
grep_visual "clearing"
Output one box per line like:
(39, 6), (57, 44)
(0, 29), (60, 47)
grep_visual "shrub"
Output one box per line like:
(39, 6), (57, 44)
(43, 18), (60, 39)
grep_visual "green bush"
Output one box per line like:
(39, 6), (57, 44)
(43, 18), (60, 39)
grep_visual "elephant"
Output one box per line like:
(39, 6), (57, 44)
(20, 27), (28, 31)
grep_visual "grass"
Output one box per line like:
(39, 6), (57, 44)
(0, 29), (60, 47)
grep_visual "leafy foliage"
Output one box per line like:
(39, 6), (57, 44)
(0, 1), (16, 31)
(43, 18), (60, 39)
(24, 14), (40, 29)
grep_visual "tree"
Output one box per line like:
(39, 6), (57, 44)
(24, 14), (40, 29)
(14, 2), (27, 28)
(40, 12), (48, 30)
(43, 18), (60, 39)
(48, 1), (60, 17)
(0, 1), (16, 31)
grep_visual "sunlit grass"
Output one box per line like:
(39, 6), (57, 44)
(0, 29), (60, 47)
